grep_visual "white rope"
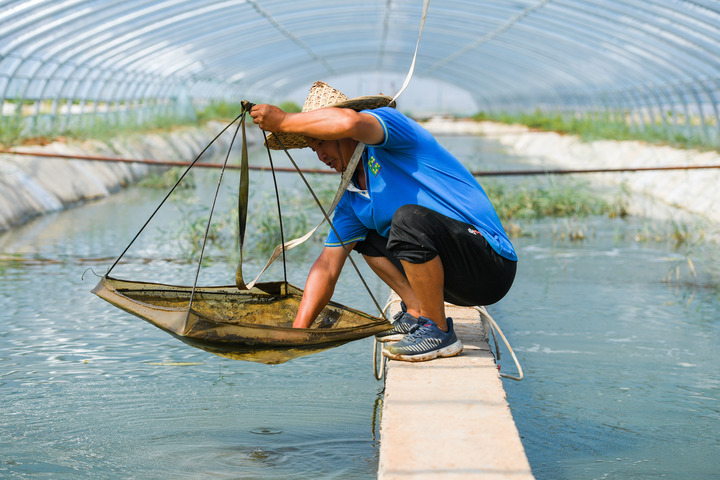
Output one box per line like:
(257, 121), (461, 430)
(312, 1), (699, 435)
(373, 338), (387, 380)
(475, 306), (524, 381)
(391, 0), (430, 103)
(373, 296), (399, 380)
(373, 301), (523, 381)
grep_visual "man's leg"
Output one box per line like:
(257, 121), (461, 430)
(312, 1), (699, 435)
(353, 230), (423, 318)
(354, 224), (451, 331)
(352, 231), (425, 342)
(400, 256), (448, 332)
(387, 205), (517, 307)
(382, 256), (463, 362)
(381, 204), (516, 362)
(362, 254), (421, 318)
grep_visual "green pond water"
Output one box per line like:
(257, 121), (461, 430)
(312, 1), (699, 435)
(1, 135), (718, 479)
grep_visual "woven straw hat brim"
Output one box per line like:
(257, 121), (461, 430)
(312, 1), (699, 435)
(266, 131), (310, 150)
(332, 95), (396, 111)
(265, 83), (395, 150)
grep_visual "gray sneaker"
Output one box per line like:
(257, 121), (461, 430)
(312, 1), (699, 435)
(382, 317), (463, 362)
(375, 303), (420, 343)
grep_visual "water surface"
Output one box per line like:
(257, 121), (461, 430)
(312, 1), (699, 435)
(499, 216), (720, 479)
(1, 134), (718, 479)
(0, 147), (385, 480)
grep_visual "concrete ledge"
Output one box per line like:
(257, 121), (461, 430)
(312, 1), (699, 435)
(378, 298), (534, 480)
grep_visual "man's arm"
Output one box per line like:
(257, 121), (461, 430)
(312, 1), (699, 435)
(293, 243), (357, 328)
(250, 105), (385, 146)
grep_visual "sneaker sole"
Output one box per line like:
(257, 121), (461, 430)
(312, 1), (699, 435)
(382, 339), (463, 362)
(375, 333), (406, 343)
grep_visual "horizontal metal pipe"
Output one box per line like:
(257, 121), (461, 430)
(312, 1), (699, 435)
(2, 149), (720, 177)
(474, 164), (720, 176)
(0, 149), (331, 175)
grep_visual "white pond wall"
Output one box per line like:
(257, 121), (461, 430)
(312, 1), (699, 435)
(0, 121), (247, 231)
(423, 119), (720, 226)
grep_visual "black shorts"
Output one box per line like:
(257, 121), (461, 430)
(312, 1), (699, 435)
(354, 204), (516, 306)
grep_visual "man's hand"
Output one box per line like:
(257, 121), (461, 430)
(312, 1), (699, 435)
(249, 104), (287, 133)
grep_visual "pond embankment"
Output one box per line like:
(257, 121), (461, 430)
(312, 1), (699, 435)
(0, 121), (246, 232)
(5, 118), (718, 233)
(423, 119), (720, 226)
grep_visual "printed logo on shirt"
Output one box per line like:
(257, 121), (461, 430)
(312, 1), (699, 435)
(367, 155), (382, 176)
(467, 227), (482, 236)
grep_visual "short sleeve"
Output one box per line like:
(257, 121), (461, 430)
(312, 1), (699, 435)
(324, 194), (369, 247)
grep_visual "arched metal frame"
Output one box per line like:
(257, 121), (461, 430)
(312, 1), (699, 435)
(1, 0), (719, 142)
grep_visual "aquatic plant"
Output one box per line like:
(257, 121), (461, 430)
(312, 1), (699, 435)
(0, 115), (25, 146)
(485, 177), (625, 221)
(170, 205), (237, 262)
(161, 183), (330, 264)
(137, 167), (197, 190)
(659, 226), (720, 295)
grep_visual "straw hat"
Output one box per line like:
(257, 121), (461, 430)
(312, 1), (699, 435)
(265, 81), (395, 150)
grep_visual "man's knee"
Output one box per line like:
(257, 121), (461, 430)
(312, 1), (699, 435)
(354, 230), (405, 272)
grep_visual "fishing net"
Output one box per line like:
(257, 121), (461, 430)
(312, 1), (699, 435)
(92, 102), (390, 363)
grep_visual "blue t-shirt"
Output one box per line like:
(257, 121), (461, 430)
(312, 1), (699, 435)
(325, 107), (517, 261)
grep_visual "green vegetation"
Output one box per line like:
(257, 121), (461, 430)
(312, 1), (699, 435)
(472, 109), (717, 152)
(0, 99), (304, 147)
(658, 229), (720, 298)
(0, 115), (24, 145)
(84, 113), (198, 140)
(149, 180), (336, 265)
(195, 101), (245, 123)
(489, 175), (720, 293)
(175, 205), (238, 261)
(485, 177), (628, 221)
(487, 177), (626, 242)
(488, 175), (709, 247)
(0, 111), (199, 147)
(137, 167), (196, 190)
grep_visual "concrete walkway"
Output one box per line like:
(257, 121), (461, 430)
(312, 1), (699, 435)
(377, 298), (534, 480)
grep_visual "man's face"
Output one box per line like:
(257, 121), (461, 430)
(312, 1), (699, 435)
(306, 138), (356, 173)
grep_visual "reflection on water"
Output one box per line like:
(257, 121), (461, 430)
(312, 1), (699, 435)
(1, 135), (719, 479)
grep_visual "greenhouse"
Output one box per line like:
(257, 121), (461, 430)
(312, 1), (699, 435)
(1, 2), (720, 480)
(1, 0), (719, 145)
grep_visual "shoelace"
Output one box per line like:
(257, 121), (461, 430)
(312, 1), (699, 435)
(407, 322), (437, 339)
